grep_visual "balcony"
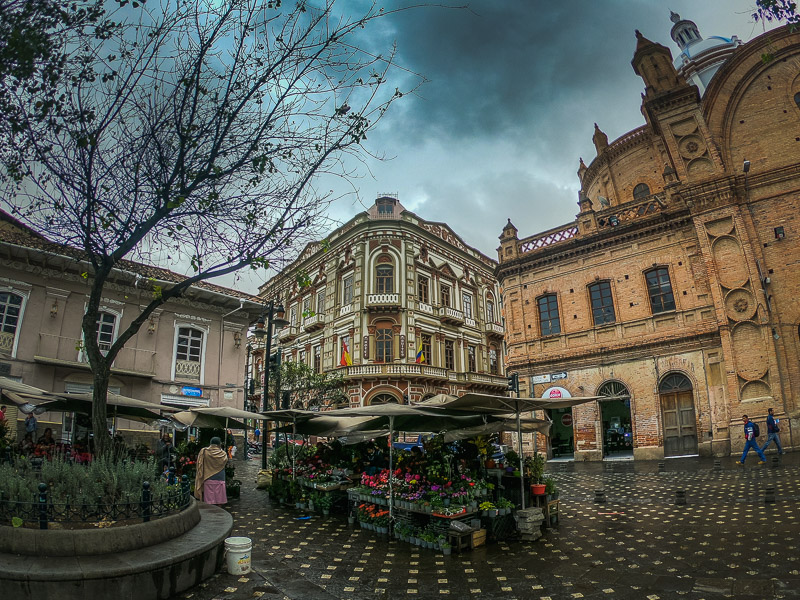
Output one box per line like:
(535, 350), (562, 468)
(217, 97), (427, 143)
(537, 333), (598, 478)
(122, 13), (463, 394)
(278, 325), (299, 343)
(366, 293), (401, 310)
(438, 306), (464, 325)
(485, 322), (505, 337)
(336, 363), (449, 381)
(175, 359), (201, 381)
(302, 313), (324, 332)
(33, 333), (156, 377)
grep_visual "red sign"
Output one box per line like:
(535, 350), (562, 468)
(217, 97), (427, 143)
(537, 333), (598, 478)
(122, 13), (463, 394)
(561, 413), (573, 427)
(548, 389), (562, 398)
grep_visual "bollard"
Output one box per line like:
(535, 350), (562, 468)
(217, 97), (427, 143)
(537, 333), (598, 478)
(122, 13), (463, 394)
(141, 481), (152, 522)
(181, 474), (190, 506)
(38, 483), (48, 530)
(771, 456), (780, 468)
(713, 459), (721, 472)
(675, 489), (686, 506)
(594, 489), (606, 504)
(658, 462), (666, 473)
(764, 486), (776, 504)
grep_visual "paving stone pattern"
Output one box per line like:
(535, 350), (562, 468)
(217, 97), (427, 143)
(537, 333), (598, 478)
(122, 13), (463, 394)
(175, 453), (800, 600)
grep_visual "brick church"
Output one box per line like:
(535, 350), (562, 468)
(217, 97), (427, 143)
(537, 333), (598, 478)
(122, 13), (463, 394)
(497, 14), (800, 460)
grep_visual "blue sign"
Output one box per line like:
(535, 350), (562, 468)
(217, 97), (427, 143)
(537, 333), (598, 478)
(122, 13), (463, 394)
(181, 386), (203, 397)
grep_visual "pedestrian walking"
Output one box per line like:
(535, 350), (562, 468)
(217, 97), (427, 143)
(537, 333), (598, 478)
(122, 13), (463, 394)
(737, 414), (766, 465)
(761, 407), (785, 455)
(194, 437), (228, 504)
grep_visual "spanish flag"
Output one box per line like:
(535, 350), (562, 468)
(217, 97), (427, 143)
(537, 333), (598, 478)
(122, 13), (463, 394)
(415, 339), (425, 364)
(340, 339), (352, 367)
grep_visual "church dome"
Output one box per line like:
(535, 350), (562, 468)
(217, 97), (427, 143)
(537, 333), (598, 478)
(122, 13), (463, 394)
(669, 12), (741, 96)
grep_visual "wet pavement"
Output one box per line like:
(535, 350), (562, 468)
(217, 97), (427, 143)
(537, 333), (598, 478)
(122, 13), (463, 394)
(175, 451), (800, 600)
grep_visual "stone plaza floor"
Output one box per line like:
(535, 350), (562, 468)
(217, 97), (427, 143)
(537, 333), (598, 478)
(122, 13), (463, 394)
(175, 451), (800, 600)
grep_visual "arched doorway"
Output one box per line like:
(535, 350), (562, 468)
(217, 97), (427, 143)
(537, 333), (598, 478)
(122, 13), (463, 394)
(598, 381), (633, 459)
(659, 373), (698, 457)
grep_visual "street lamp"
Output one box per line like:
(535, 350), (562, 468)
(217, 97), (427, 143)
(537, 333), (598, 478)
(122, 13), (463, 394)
(253, 300), (288, 469)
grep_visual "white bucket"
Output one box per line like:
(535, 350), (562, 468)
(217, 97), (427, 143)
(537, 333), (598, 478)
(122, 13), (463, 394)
(224, 536), (252, 575)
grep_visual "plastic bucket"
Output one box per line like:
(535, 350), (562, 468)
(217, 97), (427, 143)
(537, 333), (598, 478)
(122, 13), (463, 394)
(224, 537), (252, 575)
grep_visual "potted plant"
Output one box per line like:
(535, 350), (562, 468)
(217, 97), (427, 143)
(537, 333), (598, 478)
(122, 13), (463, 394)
(527, 452), (546, 495)
(479, 501), (496, 517)
(545, 477), (558, 500)
(504, 450), (519, 474)
(496, 497), (514, 516)
(318, 493), (334, 517)
(440, 541), (452, 556)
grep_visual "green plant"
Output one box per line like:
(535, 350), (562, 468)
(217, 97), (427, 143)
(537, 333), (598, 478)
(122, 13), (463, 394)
(479, 501), (496, 511)
(440, 541), (451, 550)
(496, 497), (514, 509)
(525, 452), (546, 483)
(317, 493), (334, 509)
(503, 449), (519, 467)
(544, 477), (557, 495)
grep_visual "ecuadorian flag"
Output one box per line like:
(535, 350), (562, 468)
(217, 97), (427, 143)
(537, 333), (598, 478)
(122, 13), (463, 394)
(340, 339), (352, 366)
(415, 339), (425, 364)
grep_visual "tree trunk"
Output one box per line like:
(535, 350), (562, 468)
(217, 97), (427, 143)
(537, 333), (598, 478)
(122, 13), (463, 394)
(92, 365), (111, 457)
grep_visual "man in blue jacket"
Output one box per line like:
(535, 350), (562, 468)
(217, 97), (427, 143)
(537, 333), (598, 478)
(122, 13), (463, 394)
(761, 407), (784, 455)
(737, 414), (766, 465)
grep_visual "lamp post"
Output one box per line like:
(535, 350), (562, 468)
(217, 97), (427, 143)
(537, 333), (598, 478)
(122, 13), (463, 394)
(252, 300), (288, 469)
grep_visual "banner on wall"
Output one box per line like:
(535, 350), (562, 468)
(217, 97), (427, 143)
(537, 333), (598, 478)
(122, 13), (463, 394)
(540, 386), (572, 400)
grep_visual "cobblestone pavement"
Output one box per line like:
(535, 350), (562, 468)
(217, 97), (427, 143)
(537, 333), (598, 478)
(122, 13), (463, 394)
(176, 451), (800, 600)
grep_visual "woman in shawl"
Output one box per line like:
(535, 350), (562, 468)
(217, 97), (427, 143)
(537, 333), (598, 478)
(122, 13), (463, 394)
(194, 437), (228, 504)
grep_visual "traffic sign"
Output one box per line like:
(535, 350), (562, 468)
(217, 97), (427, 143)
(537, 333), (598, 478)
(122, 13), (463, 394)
(561, 413), (573, 427)
(551, 372), (567, 381)
(531, 374), (551, 384)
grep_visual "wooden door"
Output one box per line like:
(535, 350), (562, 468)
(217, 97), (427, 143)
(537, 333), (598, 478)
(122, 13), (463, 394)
(661, 391), (698, 457)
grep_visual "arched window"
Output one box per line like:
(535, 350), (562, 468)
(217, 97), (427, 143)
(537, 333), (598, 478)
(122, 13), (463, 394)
(369, 392), (400, 405)
(598, 380), (630, 399)
(0, 292), (23, 353)
(659, 373), (692, 393)
(633, 183), (651, 200)
(489, 345), (498, 375)
(376, 265), (393, 294)
(486, 296), (496, 323)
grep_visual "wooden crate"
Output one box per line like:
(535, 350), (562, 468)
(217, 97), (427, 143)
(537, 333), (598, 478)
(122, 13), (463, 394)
(471, 528), (487, 548)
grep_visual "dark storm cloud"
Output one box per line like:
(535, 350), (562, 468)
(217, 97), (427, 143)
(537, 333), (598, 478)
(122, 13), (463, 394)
(340, 0), (762, 261)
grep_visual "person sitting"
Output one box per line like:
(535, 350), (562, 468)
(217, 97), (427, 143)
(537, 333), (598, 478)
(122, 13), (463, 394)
(18, 432), (34, 456)
(37, 427), (56, 447)
(194, 437), (228, 505)
(364, 443), (385, 475)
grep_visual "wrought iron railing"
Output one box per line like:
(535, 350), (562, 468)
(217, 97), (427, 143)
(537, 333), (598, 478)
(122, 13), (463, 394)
(175, 359), (201, 380)
(0, 477), (191, 529)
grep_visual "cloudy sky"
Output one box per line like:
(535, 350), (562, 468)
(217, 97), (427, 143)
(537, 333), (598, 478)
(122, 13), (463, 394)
(233, 0), (770, 293)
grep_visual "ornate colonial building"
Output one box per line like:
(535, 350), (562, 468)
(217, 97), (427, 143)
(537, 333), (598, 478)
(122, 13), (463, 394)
(258, 196), (507, 406)
(497, 17), (800, 460)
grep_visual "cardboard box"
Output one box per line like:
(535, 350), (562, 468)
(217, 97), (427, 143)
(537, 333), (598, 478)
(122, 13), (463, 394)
(471, 528), (487, 548)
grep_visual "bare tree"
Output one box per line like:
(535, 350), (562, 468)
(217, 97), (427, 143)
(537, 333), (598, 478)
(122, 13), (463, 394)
(1, 0), (420, 454)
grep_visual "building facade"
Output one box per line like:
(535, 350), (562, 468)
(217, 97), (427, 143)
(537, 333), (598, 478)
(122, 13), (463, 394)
(497, 18), (800, 460)
(257, 196), (508, 407)
(0, 211), (260, 443)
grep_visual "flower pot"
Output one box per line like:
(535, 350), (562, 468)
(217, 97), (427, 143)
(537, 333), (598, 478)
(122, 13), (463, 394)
(512, 470), (521, 477)
(488, 509), (498, 518)
(308, 503), (314, 512)
(531, 484), (546, 495)
(443, 499), (450, 507)
(481, 510), (488, 517)
(442, 547), (452, 556)
(425, 505), (432, 514)
(348, 516), (355, 525)
(485, 460), (495, 469)
(323, 509), (330, 517)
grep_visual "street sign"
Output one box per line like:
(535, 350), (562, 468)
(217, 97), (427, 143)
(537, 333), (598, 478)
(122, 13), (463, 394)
(531, 374), (551, 384)
(551, 372), (567, 380)
(181, 386), (203, 397)
(561, 413), (573, 427)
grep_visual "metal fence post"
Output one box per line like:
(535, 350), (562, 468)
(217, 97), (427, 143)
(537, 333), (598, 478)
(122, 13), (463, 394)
(141, 481), (151, 522)
(38, 483), (48, 530)
(181, 474), (190, 507)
